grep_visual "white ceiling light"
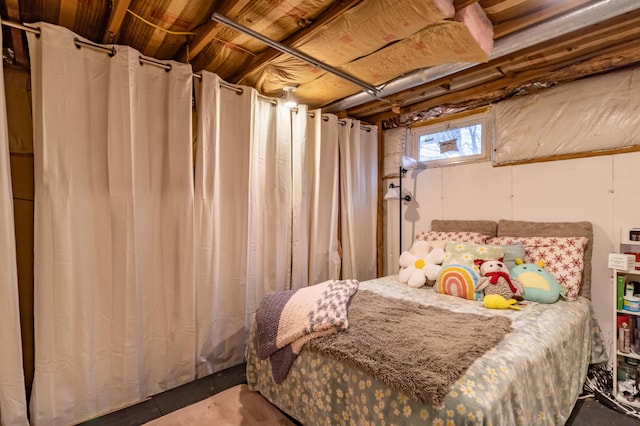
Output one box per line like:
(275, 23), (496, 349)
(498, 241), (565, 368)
(283, 86), (298, 108)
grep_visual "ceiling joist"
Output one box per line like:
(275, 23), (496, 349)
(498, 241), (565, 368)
(4, 0), (28, 67)
(492, 0), (595, 39)
(453, 0), (479, 11)
(58, 0), (78, 30)
(102, 0), (131, 43)
(179, 0), (251, 63)
(229, 0), (363, 83)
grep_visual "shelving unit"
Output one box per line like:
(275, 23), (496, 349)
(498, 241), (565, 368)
(612, 229), (640, 408)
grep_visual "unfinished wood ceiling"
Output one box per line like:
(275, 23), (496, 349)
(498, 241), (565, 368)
(2, 0), (640, 126)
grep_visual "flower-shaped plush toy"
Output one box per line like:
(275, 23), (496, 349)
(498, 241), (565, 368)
(398, 240), (446, 288)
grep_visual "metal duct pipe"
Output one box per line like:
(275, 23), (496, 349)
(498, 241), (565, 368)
(323, 0), (640, 113)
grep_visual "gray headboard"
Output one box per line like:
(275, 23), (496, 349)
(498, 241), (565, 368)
(431, 220), (498, 237)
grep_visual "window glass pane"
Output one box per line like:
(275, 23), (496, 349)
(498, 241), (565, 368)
(418, 123), (483, 162)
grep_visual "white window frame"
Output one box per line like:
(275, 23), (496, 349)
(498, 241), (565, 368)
(410, 112), (490, 167)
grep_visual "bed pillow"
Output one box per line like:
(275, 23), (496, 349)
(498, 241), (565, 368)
(497, 220), (593, 299)
(435, 264), (481, 300)
(416, 231), (490, 246)
(494, 242), (526, 270)
(442, 241), (504, 270)
(488, 236), (588, 301)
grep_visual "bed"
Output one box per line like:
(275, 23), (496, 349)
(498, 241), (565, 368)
(246, 220), (608, 425)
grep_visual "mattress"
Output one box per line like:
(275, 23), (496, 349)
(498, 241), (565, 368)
(246, 275), (607, 425)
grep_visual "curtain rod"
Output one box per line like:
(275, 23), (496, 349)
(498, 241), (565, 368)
(0, 19), (371, 117)
(192, 74), (277, 105)
(1, 20), (279, 107)
(1, 20), (40, 34)
(1, 21), (265, 103)
(308, 113), (374, 132)
(74, 37), (116, 56)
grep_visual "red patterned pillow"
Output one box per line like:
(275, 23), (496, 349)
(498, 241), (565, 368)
(416, 231), (490, 245)
(487, 236), (588, 301)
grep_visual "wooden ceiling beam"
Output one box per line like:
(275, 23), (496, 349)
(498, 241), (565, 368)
(179, 0), (252, 63)
(5, 0), (19, 22)
(102, 0), (132, 43)
(228, 0), (364, 83)
(58, 0), (79, 30)
(5, 0), (28, 68)
(500, 21), (640, 76)
(453, 0), (479, 11)
(492, 0), (594, 39)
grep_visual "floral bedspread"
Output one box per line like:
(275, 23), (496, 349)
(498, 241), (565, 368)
(246, 276), (607, 425)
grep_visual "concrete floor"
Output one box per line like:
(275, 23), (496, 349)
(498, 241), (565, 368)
(79, 363), (640, 426)
(567, 397), (640, 426)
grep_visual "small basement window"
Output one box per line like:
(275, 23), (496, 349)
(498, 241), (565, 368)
(411, 112), (489, 167)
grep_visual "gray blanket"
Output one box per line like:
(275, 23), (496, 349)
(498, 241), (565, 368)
(255, 279), (358, 383)
(307, 289), (513, 407)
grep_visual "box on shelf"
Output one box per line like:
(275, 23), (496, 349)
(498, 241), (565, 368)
(625, 252), (640, 271)
(609, 253), (637, 271)
(624, 295), (640, 312)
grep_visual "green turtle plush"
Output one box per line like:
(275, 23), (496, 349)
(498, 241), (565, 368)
(509, 259), (564, 303)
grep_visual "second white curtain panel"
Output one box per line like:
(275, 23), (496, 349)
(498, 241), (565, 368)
(306, 111), (341, 285)
(339, 120), (378, 281)
(194, 72), (296, 377)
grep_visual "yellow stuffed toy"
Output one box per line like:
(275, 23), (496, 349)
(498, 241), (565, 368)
(483, 294), (520, 310)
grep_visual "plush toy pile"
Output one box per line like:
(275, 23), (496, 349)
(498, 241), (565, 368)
(397, 238), (564, 307)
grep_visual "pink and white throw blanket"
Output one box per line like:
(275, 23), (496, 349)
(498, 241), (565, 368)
(255, 279), (359, 383)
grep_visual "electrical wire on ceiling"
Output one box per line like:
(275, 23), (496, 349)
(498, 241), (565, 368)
(126, 9), (196, 36)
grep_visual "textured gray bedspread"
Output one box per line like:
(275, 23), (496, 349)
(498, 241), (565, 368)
(308, 289), (512, 406)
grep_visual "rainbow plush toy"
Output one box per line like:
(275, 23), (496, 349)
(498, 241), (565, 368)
(435, 264), (480, 300)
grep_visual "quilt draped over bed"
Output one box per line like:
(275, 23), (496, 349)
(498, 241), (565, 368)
(255, 279), (358, 383)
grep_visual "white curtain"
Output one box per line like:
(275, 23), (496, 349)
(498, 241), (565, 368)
(306, 111), (341, 285)
(28, 23), (195, 425)
(290, 105), (309, 291)
(0, 27), (30, 426)
(194, 72), (300, 377)
(246, 92), (294, 318)
(339, 120), (378, 280)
